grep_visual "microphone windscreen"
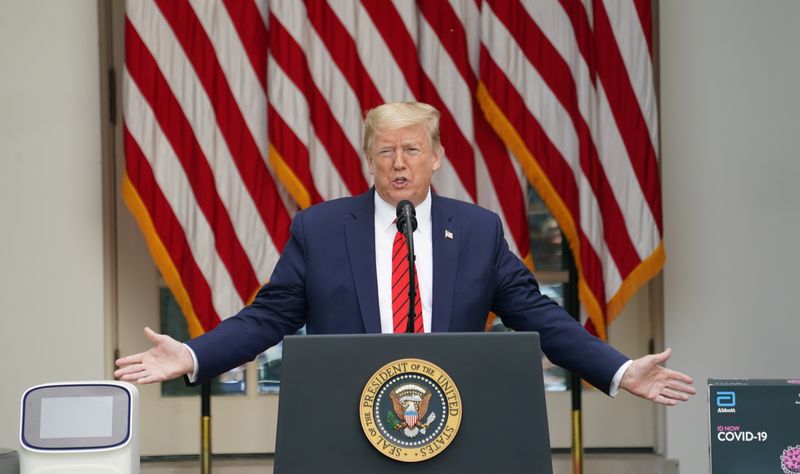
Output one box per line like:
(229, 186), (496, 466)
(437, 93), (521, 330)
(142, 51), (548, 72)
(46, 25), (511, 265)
(395, 200), (415, 217)
(395, 200), (418, 233)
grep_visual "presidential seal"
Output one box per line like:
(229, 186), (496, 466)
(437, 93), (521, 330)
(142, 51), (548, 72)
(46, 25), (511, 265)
(359, 358), (462, 462)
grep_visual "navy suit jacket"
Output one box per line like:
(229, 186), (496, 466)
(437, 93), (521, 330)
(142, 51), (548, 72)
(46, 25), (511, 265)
(187, 189), (628, 393)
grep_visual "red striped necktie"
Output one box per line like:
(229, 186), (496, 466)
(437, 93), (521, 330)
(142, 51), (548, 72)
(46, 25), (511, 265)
(391, 230), (423, 333)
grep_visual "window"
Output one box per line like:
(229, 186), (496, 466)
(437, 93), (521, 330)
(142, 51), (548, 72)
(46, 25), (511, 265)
(257, 327), (305, 395)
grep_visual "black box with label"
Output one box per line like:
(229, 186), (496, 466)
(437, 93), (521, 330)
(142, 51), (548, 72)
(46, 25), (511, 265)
(709, 379), (800, 473)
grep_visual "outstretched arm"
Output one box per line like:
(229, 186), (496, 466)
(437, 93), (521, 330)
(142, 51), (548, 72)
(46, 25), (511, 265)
(114, 327), (194, 384)
(619, 348), (696, 406)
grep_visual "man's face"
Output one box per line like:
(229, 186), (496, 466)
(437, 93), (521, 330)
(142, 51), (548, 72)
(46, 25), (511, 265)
(366, 123), (442, 207)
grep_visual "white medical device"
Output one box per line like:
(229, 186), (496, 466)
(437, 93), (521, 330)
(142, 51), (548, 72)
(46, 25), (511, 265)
(19, 381), (139, 474)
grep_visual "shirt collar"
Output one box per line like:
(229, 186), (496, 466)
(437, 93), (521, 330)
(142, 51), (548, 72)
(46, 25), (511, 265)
(374, 189), (432, 236)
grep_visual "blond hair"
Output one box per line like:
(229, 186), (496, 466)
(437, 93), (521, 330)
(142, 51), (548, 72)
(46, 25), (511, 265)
(362, 102), (441, 155)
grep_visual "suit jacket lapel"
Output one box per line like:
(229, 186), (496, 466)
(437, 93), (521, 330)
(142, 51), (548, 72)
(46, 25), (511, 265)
(345, 189), (382, 333)
(431, 194), (459, 332)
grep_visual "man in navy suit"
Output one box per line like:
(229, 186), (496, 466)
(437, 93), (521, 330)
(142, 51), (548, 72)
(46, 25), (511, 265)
(116, 102), (694, 404)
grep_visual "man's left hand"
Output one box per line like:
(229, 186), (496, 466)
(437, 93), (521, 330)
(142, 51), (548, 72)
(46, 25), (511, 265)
(620, 348), (696, 406)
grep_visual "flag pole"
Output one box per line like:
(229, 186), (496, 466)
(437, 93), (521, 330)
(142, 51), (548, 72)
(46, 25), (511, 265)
(201, 381), (212, 474)
(563, 238), (583, 474)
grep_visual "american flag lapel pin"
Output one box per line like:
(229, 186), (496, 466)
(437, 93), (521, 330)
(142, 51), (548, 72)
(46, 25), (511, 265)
(444, 229), (454, 240)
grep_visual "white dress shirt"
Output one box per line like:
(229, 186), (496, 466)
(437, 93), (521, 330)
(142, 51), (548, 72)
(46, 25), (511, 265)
(374, 191), (433, 333)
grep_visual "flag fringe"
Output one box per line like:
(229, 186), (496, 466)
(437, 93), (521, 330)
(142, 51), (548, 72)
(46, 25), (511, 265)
(477, 82), (607, 339)
(269, 143), (312, 209)
(606, 242), (665, 325)
(122, 174), (206, 338)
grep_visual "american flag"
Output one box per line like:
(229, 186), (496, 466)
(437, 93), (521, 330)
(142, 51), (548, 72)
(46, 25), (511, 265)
(123, 0), (661, 341)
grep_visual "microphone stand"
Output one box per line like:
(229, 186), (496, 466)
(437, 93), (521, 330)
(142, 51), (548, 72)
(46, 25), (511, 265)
(396, 201), (418, 334)
(401, 217), (416, 334)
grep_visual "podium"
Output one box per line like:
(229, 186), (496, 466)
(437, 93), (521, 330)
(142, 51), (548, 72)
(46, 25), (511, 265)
(274, 332), (553, 473)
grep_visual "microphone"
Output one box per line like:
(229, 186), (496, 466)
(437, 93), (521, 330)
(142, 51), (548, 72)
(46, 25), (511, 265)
(395, 200), (417, 333)
(395, 200), (418, 234)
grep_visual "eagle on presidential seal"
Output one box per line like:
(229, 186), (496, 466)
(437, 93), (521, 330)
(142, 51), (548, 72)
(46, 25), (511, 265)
(387, 383), (436, 437)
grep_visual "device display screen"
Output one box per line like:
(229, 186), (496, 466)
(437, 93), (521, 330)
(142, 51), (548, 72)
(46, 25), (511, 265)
(40, 396), (114, 439)
(22, 384), (131, 450)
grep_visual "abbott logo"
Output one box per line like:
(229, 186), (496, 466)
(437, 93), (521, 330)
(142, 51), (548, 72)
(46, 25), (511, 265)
(717, 391), (736, 413)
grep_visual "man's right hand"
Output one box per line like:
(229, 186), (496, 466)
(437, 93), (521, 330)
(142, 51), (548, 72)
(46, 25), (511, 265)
(114, 327), (194, 384)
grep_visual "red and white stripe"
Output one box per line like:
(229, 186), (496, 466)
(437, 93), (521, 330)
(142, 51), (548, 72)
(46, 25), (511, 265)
(478, 0), (663, 338)
(123, 0), (292, 336)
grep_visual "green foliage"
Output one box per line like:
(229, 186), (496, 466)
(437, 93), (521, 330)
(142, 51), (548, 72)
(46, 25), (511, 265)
(386, 409), (403, 428)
